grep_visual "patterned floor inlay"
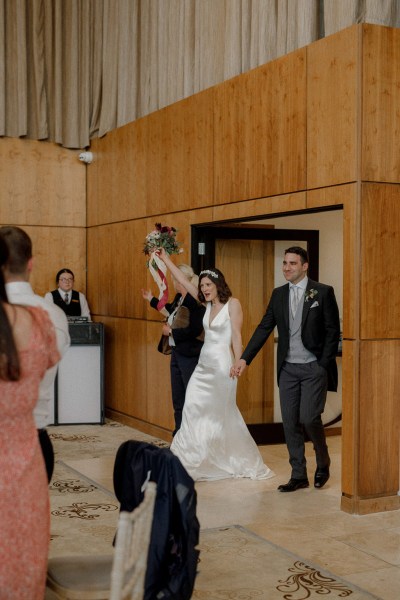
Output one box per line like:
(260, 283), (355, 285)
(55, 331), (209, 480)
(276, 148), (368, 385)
(47, 422), (384, 600)
(48, 420), (169, 558)
(49, 461), (119, 556)
(194, 526), (380, 600)
(49, 419), (169, 462)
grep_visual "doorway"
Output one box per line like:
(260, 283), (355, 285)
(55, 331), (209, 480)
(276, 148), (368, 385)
(191, 224), (321, 443)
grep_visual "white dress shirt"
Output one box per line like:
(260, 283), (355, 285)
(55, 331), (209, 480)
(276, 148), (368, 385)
(6, 281), (71, 428)
(44, 289), (91, 320)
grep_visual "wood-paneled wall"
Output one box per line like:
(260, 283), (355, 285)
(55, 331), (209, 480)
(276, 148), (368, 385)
(362, 26), (400, 182)
(307, 26), (359, 189)
(0, 137), (87, 295)
(214, 50), (307, 203)
(4, 24), (400, 514)
(87, 23), (400, 514)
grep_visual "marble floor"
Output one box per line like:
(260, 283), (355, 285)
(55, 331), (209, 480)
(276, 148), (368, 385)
(48, 426), (400, 599)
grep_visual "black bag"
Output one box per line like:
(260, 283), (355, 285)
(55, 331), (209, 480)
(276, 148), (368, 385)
(158, 333), (172, 355)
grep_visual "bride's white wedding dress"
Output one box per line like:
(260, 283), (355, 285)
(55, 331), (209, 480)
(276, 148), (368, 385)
(170, 300), (275, 481)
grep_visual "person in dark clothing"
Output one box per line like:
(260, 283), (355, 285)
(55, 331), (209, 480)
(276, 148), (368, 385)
(142, 263), (205, 435)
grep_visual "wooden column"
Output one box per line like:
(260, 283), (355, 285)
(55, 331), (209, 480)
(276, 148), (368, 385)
(341, 183), (400, 514)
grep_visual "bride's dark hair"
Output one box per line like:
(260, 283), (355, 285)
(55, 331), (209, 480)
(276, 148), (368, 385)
(198, 268), (232, 304)
(0, 234), (20, 381)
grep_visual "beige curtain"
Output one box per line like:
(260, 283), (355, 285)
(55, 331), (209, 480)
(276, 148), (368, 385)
(0, 0), (399, 149)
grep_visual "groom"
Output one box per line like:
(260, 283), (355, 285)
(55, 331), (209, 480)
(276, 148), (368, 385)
(234, 246), (340, 492)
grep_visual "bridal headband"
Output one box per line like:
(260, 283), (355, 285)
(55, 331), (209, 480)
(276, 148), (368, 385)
(200, 269), (219, 279)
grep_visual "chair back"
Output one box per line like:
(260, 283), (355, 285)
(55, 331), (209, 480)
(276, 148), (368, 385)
(110, 481), (157, 600)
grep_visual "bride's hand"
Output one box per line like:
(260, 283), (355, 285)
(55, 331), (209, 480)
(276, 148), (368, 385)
(156, 247), (168, 261)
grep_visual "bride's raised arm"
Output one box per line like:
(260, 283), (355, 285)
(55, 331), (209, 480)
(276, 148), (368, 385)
(157, 248), (199, 301)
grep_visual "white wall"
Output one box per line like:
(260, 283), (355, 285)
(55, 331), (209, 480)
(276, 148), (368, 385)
(264, 209), (343, 316)
(252, 208), (343, 425)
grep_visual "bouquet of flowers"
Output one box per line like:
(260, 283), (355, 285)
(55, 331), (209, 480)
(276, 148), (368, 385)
(143, 223), (182, 258)
(143, 223), (182, 312)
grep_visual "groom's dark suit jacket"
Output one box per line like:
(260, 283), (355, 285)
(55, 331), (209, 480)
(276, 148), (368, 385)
(241, 279), (340, 392)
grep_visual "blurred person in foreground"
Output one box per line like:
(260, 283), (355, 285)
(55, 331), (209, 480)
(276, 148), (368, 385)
(0, 226), (70, 481)
(0, 232), (60, 599)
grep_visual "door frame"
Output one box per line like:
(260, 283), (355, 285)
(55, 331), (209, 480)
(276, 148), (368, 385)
(190, 223), (320, 444)
(191, 225), (319, 280)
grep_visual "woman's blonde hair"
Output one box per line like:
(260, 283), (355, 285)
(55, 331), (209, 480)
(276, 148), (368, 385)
(177, 264), (199, 288)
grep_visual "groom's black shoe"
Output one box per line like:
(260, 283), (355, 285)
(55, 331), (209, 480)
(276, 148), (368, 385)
(277, 478), (309, 492)
(314, 467), (330, 489)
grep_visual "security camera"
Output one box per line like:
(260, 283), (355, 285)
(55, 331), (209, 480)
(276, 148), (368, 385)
(78, 151), (93, 164)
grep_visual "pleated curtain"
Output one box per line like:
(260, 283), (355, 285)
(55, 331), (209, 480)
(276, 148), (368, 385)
(0, 0), (399, 149)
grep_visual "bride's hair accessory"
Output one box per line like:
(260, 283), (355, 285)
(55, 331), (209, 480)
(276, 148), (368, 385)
(200, 269), (218, 279)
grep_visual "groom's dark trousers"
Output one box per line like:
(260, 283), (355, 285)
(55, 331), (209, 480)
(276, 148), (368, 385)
(278, 361), (329, 478)
(241, 279), (340, 480)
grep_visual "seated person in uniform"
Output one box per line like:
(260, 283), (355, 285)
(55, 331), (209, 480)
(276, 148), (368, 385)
(45, 268), (91, 320)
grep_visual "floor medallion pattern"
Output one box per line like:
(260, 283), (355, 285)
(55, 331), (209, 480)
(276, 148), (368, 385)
(277, 561), (353, 599)
(51, 501), (118, 520)
(50, 478), (97, 494)
(194, 526), (379, 600)
(47, 422), (381, 599)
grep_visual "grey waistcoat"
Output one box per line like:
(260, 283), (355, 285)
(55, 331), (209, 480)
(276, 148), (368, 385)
(286, 292), (316, 364)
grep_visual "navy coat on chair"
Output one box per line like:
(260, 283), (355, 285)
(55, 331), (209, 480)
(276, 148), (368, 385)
(113, 440), (200, 600)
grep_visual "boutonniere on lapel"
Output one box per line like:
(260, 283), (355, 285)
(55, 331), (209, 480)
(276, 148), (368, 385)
(304, 289), (318, 303)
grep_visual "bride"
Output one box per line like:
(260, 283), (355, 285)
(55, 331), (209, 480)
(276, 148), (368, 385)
(157, 248), (274, 481)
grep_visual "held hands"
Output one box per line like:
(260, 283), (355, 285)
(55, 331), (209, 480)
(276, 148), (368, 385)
(230, 359), (248, 378)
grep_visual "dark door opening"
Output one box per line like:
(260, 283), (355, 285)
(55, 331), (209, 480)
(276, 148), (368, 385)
(191, 224), (320, 444)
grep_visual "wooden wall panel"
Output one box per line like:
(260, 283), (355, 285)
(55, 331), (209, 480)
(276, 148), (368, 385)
(99, 318), (173, 432)
(146, 321), (174, 431)
(100, 316), (148, 420)
(0, 138), (86, 227)
(360, 183), (400, 339)
(148, 90), (214, 215)
(87, 121), (147, 226)
(87, 219), (148, 318)
(362, 25), (400, 182)
(341, 340), (357, 496)
(307, 183), (356, 210)
(358, 340), (400, 496)
(87, 89), (214, 227)
(307, 25), (359, 189)
(341, 184), (359, 341)
(214, 49), (306, 204)
(213, 192), (306, 221)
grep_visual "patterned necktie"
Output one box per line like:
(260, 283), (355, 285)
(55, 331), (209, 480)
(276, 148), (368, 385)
(291, 286), (299, 318)
(64, 293), (69, 304)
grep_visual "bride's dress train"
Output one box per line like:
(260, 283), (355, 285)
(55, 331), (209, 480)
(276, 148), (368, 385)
(170, 300), (275, 481)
